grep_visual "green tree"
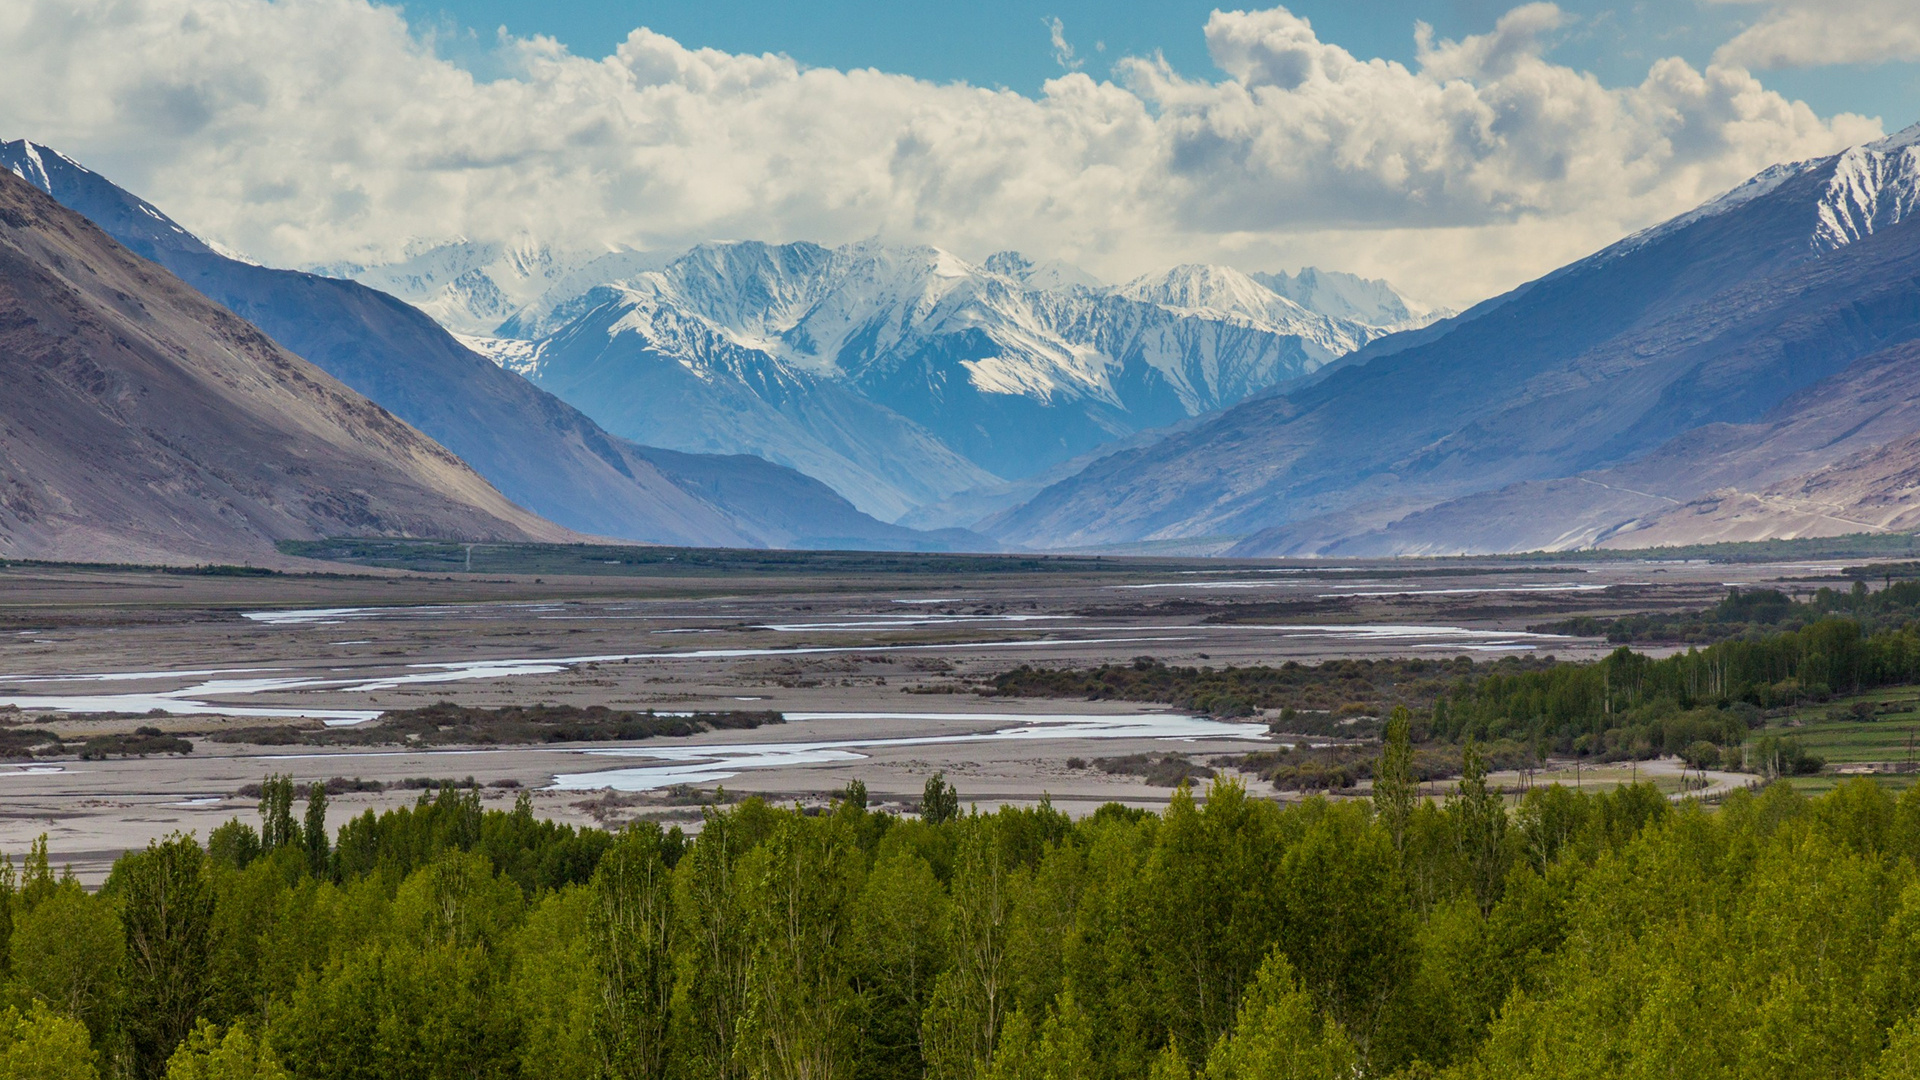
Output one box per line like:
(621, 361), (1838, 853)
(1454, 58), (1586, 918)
(1448, 742), (1510, 915)
(1275, 802), (1411, 1066)
(0, 850), (14, 980)
(592, 825), (677, 1080)
(302, 784), (330, 880)
(984, 990), (1097, 1080)
(924, 820), (1013, 1080)
(256, 777), (297, 853)
(1375, 706), (1417, 854)
(0, 1001), (98, 1080)
(852, 849), (950, 1080)
(1145, 780), (1287, 1063)
(924, 773), (961, 826)
(389, 849), (523, 951)
(116, 833), (216, 1080)
(18, 836), (55, 908)
(507, 886), (598, 1079)
(1148, 1042), (1193, 1080)
(205, 821), (260, 871)
(1202, 952), (1356, 1080)
(203, 857), (291, 1027)
(842, 779), (869, 812)
(670, 804), (763, 1080)
(273, 938), (516, 1080)
(735, 814), (862, 1080)
(8, 879), (123, 1042)
(163, 1020), (287, 1080)
(1871, 1013), (1920, 1079)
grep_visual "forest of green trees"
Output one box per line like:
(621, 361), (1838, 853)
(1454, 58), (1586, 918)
(995, 603), (1920, 770)
(1537, 580), (1920, 644)
(4, 743), (1920, 1080)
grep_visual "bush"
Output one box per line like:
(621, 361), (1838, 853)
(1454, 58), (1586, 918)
(1681, 741), (1722, 770)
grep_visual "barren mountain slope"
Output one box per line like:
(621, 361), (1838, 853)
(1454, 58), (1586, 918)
(0, 140), (758, 548)
(0, 168), (569, 563)
(1296, 330), (1920, 554)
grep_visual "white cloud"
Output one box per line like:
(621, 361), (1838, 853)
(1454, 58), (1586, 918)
(0, 0), (1882, 307)
(1047, 17), (1083, 73)
(1709, 0), (1920, 70)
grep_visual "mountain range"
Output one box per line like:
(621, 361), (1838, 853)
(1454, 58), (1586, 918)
(988, 124), (1920, 554)
(0, 140), (977, 553)
(356, 237), (1437, 522)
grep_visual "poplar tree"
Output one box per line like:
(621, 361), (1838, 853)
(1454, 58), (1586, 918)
(923, 820), (1011, 1080)
(1447, 742), (1510, 915)
(671, 807), (758, 1080)
(592, 825), (676, 1080)
(302, 783), (329, 880)
(257, 776), (297, 853)
(736, 814), (861, 1080)
(118, 833), (214, 1080)
(1374, 706), (1417, 854)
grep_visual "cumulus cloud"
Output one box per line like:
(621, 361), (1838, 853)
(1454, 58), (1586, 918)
(0, 0), (1881, 306)
(1709, 0), (1920, 70)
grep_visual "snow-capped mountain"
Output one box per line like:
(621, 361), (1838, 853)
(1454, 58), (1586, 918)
(456, 239), (1434, 520)
(1606, 124), (1920, 261)
(312, 239), (668, 337)
(1253, 267), (1437, 327)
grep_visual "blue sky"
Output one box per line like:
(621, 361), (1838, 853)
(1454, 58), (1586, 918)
(420, 0), (1920, 127)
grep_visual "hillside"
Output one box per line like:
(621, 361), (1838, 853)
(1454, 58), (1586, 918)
(0, 168), (568, 563)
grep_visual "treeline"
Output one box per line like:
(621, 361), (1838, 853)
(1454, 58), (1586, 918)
(1535, 581), (1920, 644)
(989, 655), (1496, 720)
(1435, 619), (1920, 762)
(6, 761), (1920, 1080)
(997, 614), (1920, 768)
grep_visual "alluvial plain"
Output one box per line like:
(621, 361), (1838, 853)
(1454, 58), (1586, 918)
(0, 548), (1857, 880)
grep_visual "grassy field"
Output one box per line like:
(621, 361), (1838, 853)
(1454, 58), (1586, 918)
(1766, 687), (1920, 765)
(1756, 687), (1920, 793)
(1786, 772), (1920, 795)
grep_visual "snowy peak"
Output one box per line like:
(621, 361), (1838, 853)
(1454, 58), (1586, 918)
(1252, 267), (1428, 326)
(3, 138), (55, 191)
(525, 239), (1440, 411)
(1814, 129), (1920, 249)
(1119, 263), (1314, 324)
(1615, 121), (1920, 260)
(656, 240), (833, 330)
(0, 139), (215, 260)
(1112, 262), (1426, 359)
(316, 237), (667, 336)
(984, 251), (1104, 293)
